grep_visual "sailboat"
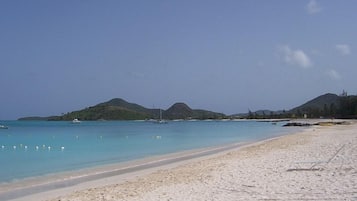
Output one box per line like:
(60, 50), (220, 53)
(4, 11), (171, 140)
(156, 109), (168, 124)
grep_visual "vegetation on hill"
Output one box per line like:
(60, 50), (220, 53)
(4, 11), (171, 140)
(339, 95), (357, 118)
(242, 92), (357, 119)
(243, 110), (287, 119)
(50, 98), (152, 121)
(19, 92), (357, 121)
(18, 116), (55, 121)
(164, 103), (193, 119)
(289, 93), (357, 119)
(289, 93), (340, 118)
(46, 99), (225, 121)
(164, 103), (225, 120)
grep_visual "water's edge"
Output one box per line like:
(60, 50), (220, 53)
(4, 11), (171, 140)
(0, 127), (302, 201)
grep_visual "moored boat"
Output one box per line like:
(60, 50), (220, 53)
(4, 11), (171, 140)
(0, 125), (8, 129)
(72, 119), (81, 123)
(155, 109), (168, 124)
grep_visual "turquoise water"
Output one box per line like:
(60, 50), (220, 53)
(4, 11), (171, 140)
(0, 120), (290, 183)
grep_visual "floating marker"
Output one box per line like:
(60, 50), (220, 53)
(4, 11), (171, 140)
(48, 146), (51, 151)
(1, 145), (4, 150)
(61, 146), (65, 151)
(13, 145), (16, 150)
(24, 145), (28, 150)
(35, 146), (39, 151)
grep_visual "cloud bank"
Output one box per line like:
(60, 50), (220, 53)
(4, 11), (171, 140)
(279, 45), (312, 68)
(306, 0), (322, 14)
(336, 44), (351, 55)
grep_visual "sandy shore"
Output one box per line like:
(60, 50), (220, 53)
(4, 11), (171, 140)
(8, 120), (357, 201)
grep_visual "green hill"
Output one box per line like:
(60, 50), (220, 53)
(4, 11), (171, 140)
(289, 93), (340, 118)
(164, 103), (225, 120)
(232, 93), (357, 119)
(50, 98), (152, 121)
(46, 99), (225, 121)
(289, 93), (357, 118)
(164, 103), (193, 119)
(19, 93), (357, 121)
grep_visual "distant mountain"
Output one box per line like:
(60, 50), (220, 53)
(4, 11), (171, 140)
(290, 93), (340, 113)
(97, 98), (152, 114)
(164, 103), (225, 120)
(49, 98), (153, 121)
(288, 93), (357, 118)
(18, 116), (56, 121)
(289, 93), (341, 117)
(232, 93), (355, 119)
(37, 98), (225, 121)
(164, 103), (193, 119)
(19, 93), (357, 121)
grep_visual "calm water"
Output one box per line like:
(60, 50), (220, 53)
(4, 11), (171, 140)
(0, 120), (291, 183)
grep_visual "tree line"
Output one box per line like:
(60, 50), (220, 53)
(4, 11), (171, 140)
(247, 95), (357, 119)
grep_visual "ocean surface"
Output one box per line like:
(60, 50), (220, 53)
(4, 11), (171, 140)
(0, 120), (293, 183)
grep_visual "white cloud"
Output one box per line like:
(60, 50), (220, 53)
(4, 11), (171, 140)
(326, 69), (341, 80)
(336, 44), (351, 55)
(279, 45), (313, 68)
(306, 0), (322, 14)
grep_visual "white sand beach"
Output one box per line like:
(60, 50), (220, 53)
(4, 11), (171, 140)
(9, 120), (357, 201)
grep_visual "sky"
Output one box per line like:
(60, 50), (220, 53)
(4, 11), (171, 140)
(1, 0), (356, 120)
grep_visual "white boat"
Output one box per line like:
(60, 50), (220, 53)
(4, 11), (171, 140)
(155, 109), (167, 124)
(72, 119), (81, 123)
(0, 125), (8, 129)
(157, 119), (168, 124)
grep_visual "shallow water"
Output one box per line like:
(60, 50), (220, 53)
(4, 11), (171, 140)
(0, 120), (291, 183)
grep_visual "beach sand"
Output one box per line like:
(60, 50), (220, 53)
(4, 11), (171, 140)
(9, 121), (357, 201)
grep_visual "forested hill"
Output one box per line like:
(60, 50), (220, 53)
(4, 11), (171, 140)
(290, 93), (340, 117)
(19, 93), (357, 120)
(33, 98), (226, 121)
(49, 98), (153, 120)
(289, 93), (357, 118)
(232, 93), (357, 119)
(164, 103), (225, 120)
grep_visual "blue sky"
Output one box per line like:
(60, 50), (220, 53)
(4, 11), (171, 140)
(1, 0), (356, 119)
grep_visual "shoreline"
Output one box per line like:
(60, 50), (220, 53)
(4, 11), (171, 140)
(1, 141), (252, 201)
(4, 120), (356, 200)
(0, 124), (301, 201)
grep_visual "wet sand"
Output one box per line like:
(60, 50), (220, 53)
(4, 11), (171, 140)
(6, 120), (357, 201)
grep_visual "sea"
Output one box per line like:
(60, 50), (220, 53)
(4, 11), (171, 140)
(0, 120), (294, 183)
